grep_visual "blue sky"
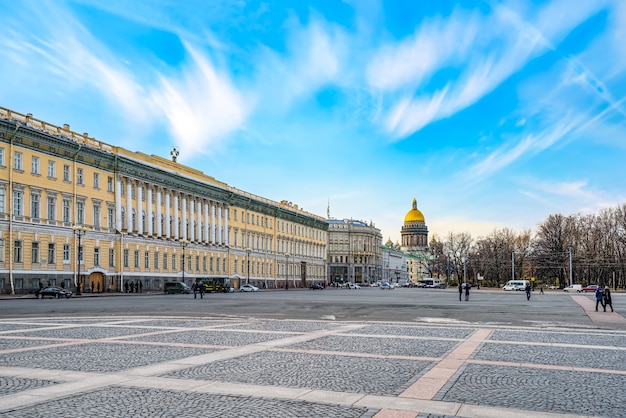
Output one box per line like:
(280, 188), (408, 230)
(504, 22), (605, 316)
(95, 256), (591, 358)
(2, 0), (625, 244)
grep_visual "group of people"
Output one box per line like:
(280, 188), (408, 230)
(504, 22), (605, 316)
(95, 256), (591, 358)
(192, 282), (205, 299)
(123, 280), (142, 293)
(595, 286), (614, 312)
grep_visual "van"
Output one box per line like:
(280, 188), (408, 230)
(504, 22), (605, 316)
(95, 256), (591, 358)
(418, 278), (447, 288)
(163, 282), (191, 294)
(503, 280), (530, 291)
(563, 284), (582, 293)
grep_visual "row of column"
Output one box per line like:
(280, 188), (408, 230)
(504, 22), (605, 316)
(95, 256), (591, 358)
(115, 176), (229, 245)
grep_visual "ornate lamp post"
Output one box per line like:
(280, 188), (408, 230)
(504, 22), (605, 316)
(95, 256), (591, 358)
(285, 253), (290, 290)
(246, 247), (252, 285)
(72, 225), (88, 295)
(180, 239), (189, 283)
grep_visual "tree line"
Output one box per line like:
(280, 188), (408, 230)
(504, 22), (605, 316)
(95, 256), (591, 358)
(427, 203), (626, 289)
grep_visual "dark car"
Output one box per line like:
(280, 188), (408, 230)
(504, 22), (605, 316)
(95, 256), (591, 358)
(37, 286), (72, 299)
(310, 283), (324, 290)
(582, 284), (601, 293)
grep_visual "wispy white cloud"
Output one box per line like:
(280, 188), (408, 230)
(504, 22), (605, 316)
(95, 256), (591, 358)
(149, 45), (250, 159)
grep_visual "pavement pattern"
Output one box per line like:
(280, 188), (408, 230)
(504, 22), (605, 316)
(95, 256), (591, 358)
(0, 298), (625, 417)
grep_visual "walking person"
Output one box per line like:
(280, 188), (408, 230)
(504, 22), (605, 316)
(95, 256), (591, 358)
(192, 283), (198, 299)
(525, 283), (531, 301)
(465, 282), (470, 301)
(199, 282), (205, 299)
(595, 285), (604, 312)
(540, 284), (544, 295)
(603, 286), (614, 312)
(459, 281), (463, 301)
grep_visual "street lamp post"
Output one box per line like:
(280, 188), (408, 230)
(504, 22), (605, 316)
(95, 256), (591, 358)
(285, 253), (290, 290)
(246, 247), (252, 285)
(180, 239), (189, 284)
(72, 225), (88, 295)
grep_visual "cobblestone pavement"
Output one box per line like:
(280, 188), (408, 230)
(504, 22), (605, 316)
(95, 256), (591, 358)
(0, 312), (625, 417)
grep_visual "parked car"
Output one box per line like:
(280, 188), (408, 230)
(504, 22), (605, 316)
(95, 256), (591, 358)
(348, 283), (361, 289)
(36, 286), (72, 299)
(310, 283), (324, 290)
(380, 282), (393, 289)
(163, 282), (191, 294)
(582, 284), (601, 293)
(240, 284), (259, 292)
(563, 284), (582, 292)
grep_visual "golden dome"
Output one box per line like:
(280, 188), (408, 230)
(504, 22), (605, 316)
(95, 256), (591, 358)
(404, 198), (425, 223)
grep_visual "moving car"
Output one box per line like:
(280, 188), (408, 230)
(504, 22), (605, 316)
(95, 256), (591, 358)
(380, 282), (393, 289)
(163, 282), (191, 294)
(503, 280), (530, 291)
(348, 283), (361, 289)
(310, 283), (324, 290)
(36, 286), (72, 299)
(563, 284), (582, 292)
(240, 284), (259, 292)
(582, 284), (601, 293)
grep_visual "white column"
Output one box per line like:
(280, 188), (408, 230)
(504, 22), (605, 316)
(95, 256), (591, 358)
(173, 194), (179, 239)
(211, 203), (216, 244)
(224, 206), (229, 246)
(204, 201), (210, 244)
(182, 195), (188, 240)
(188, 195), (194, 242)
(137, 183), (143, 235)
(196, 200), (202, 243)
(147, 186), (153, 236)
(165, 191), (171, 238)
(115, 176), (122, 230)
(218, 204), (223, 245)
(156, 188), (162, 237)
(126, 180), (132, 232)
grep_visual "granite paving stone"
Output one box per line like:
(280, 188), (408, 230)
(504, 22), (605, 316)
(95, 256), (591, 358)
(438, 363), (626, 417)
(0, 337), (70, 350)
(488, 329), (626, 347)
(163, 351), (432, 395)
(0, 386), (372, 418)
(346, 325), (476, 339)
(0, 342), (218, 373)
(5, 326), (169, 340)
(127, 329), (290, 346)
(0, 376), (58, 396)
(286, 335), (457, 357)
(226, 320), (343, 332)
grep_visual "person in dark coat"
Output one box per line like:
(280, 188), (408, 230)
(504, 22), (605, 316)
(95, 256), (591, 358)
(458, 281), (463, 301)
(595, 286), (604, 312)
(603, 286), (613, 312)
(465, 282), (470, 301)
(525, 283), (531, 300)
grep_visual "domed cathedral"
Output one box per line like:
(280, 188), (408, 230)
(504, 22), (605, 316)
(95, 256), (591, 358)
(401, 198), (429, 252)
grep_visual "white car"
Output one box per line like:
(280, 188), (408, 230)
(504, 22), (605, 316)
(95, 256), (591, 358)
(380, 282), (393, 289)
(240, 284), (259, 292)
(348, 283), (360, 289)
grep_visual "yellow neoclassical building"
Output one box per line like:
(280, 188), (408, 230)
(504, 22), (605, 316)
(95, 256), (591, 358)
(0, 107), (328, 295)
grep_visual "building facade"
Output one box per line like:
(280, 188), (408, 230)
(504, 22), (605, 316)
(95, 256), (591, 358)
(327, 218), (382, 285)
(0, 107), (328, 295)
(381, 238), (408, 285)
(401, 198), (431, 282)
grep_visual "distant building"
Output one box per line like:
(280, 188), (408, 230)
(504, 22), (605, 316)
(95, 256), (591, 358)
(327, 218), (382, 284)
(401, 198), (431, 282)
(381, 238), (407, 284)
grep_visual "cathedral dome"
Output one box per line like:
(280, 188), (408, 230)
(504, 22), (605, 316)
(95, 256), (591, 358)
(404, 198), (425, 223)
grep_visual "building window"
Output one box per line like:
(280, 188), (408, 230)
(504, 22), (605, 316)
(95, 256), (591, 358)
(0, 148), (4, 166)
(154, 252), (159, 270)
(171, 253), (176, 270)
(31, 156), (40, 175)
(48, 243), (55, 264)
(196, 255), (200, 271)
(47, 196), (56, 221)
(93, 173), (100, 189)
(123, 249), (129, 268)
(48, 160), (56, 178)
(108, 208), (114, 230)
(13, 190), (22, 216)
(93, 205), (100, 228)
(77, 168), (84, 185)
(14, 152), (23, 171)
(144, 251), (149, 269)
(63, 199), (71, 223)
(203, 255), (207, 271)
(31, 242), (39, 264)
(107, 176), (114, 192)
(134, 250), (139, 268)
(63, 244), (70, 264)
(77, 202), (84, 224)
(0, 188), (4, 213)
(14, 240), (22, 263)
(163, 253), (168, 270)
(210, 256), (214, 272)
(30, 193), (40, 219)
(63, 164), (70, 182)
(109, 248), (115, 267)
(94, 247), (100, 266)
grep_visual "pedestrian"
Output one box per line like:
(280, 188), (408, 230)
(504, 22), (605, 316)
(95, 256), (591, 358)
(192, 283), (198, 299)
(595, 285), (604, 312)
(199, 283), (205, 299)
(124, 281), (129, 293)
(465, 282), (470, 301)
(603, 286), (613, 312)
(525, 283), (531, 300)
(540, 285), (544, 295)
(139, 281), (143, 293)
(458, 281), (463, 301)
